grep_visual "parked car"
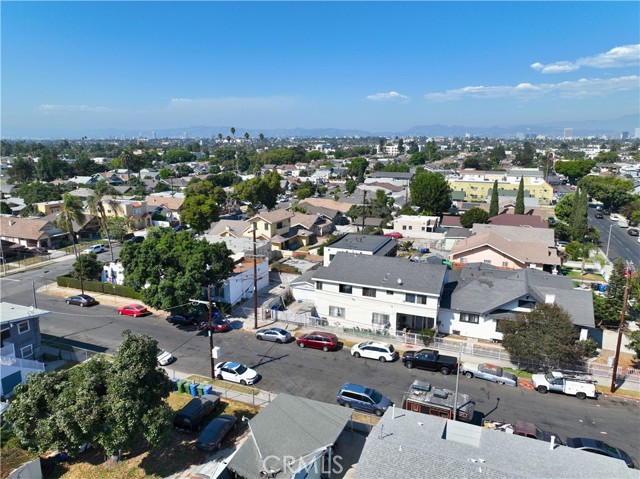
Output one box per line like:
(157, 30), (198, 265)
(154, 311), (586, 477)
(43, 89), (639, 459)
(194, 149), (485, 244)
(166, 314), (197, 327)
(627, 228), (639, 237)
(29, 247), (49, 255)
(351, 341), (397, 363)
(610, 213), (623, 222)
(618, 220), (629, 228)
(195, 414), (237, 452)
(157, 349), (175, 366)
(117, 304), (149, 317)
(595, 212), (604, 219)
(401, 349), (459, 375)
(384, 231), (403, 239)
(337, 383), (392, 416)
(296, 331), (339, 352)
(602, 209), (610, 215)
(483, 420), (563, 445)
(82, 244), (105, 254)
(214, 361), (258, 385)
(199, 318), (233, 333)
(256, 328), (291, 343)
(173, 394), (220, 433)
(565, 437), (635, 468)
(65, 294), (98, 307)
(460, 362), (518, 387)
(127, 235), (144, 244)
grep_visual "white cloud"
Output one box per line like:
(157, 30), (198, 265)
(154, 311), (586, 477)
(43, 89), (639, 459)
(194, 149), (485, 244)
(424, 75), (638, 102)
(531, 44), (639, 74)
(168, 95), (298, 110)
(38, 104), (112, 112)
(365, 91), (411, 102)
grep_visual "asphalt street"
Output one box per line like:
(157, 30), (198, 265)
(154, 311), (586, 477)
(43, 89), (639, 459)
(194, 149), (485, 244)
(1, 264), (639, 465)
(587, 207), (639, 266)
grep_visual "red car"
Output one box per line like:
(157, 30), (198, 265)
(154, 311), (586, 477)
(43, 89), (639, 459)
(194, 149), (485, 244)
(117, 304), (149, 317)
(199, 319), (233, 333)
(384, 232), (403, 239)
(296, 331), (339, 352)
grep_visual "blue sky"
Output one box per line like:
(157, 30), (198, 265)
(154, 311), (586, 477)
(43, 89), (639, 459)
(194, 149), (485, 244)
(2, 1), (639, 137)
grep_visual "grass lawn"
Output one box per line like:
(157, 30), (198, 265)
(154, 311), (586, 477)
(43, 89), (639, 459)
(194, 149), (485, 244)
(186, 375), (260, 396)
(37, 393), (260, 479)
(503, 368), (533, 379)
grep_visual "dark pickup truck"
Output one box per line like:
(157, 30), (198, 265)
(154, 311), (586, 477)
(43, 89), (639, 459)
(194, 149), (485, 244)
(402, 349), (458, 375)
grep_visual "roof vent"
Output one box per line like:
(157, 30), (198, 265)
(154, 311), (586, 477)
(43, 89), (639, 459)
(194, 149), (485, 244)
(433, 388), (449, 399)
(397, 278), (403, 285)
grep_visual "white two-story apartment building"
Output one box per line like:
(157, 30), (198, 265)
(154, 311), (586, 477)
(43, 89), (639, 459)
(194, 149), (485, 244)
(312, 253), (448, 332)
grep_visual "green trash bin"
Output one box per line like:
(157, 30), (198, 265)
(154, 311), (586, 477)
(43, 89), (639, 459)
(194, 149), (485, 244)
(177, 380), (186, 394)
(196, 385), (205, 396)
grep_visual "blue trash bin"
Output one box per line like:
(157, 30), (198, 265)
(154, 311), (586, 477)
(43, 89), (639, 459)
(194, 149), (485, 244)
(189, 382), (199, 396)
(170, 378), (180, 391)
(202, 385), (213, 395)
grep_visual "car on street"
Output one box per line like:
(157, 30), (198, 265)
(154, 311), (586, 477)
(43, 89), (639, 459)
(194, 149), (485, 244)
(401, 349), (459, 375)
(82, 244), (105, 254)
(595, 212), (604, 219)
(337, 383), (392, 416)
(618, 220), (629, 228)
(195, 414), (237, 452)
(166, 314), (198, 327)
(65, 294), (98, 307)
(256, 327), (292, 343)
(351, 341), (397, 362)
(214, 361), (258, 385)
(157, 349), (175, 366)
(199, 318), (233, 333)
(29, 247), (49, 255)
(296, 331), (339, 352)
(627, 228), (639, 237)
(565, 437), (635, 468)
(384, 231), (403, 239)
(127, 235), (144, 244)
(460, 362), (518, 386)
(117, 304), (149, 317)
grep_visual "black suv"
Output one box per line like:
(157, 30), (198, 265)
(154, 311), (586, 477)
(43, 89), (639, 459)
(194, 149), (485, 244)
(402, 349), (459, 375)
(167, 314), (198, 327)
(173, 394), (220, 433)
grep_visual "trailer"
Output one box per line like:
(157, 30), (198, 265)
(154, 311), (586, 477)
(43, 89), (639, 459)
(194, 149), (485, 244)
(402, 379), (475, 422)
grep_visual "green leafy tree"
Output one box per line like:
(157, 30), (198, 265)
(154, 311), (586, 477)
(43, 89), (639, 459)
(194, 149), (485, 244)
(552, 222), (572, 242)
(345, 179), (357, 195)
(35, 156), (72, 182)
(16, 182), (63, 205)
(235, 177), (262, 205)
(570, 188), (588, 241)
(120, 227), (234, 310)
(553, 159), (596, 183)
(180, 194), (221, 233)
(296, 188), (312, 200)
(174, 163), (194, 177)
(460, 207), (490, 228)
(383, 163), (410, 173)
(102, 216), (131, 243)
(513, 142), (536, 167)
(347, 157), (369, 183)
(6, 157), (34, 183)
(489, 145), (506, 164)
(501, 303), (585, 368)
(489, 180), (499, 217)
(515, 177), (525, 214)
(0, 201), (12, 214)
(158, 167), (174, 180)
(627, 330), (640, 359)
(554, 193), (574, 222)
(73, 252), (103, 280)
(57, 193), (86, 259)
(578, 176), (634, 211)
(410, 171), (452, 215)
(73, 154), (106, 176)
(259, 170), (283, 210)
(163, 149), (196, 164)
(153, 182), (171, 193)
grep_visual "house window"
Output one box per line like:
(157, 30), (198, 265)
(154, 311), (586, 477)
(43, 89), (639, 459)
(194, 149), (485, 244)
(339, 284), (352, 294)
(372, 313), (389, 325)
(20, 344), (33, 359)
(402, 225), (407, 230)
(460, 313), (480, 324)
(405, 293), (416, 303)
(264, 222), (269, 230)
(133, 208), (141, 215)
(386, 290), (393, 295)
(417, 295), (427, 305)
(483, 260), (492, 264)
(17, 321), (30, 334)
(422, 226), (426, 231)
(316, 281), (323, 290)
(502, 261), (509, 267)
(329, 254), (335, 262)
(409, 225), (413, 230)
(329, 306), (345, 318)
(276, 222), (283, 229)
(362, 287), (376, 298)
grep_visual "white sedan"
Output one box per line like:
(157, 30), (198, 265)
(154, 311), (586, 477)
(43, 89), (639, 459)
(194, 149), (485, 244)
(214, 361), (259, 385)
(350, 341), (398, 363)
(157, 350), (175, 366)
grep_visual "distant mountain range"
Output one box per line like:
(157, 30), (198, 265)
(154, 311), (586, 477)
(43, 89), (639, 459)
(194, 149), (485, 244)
(5, 113), (638, 140)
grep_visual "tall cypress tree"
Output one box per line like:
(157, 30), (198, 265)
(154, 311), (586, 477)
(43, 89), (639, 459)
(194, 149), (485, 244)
(570, 188), (588, 241)
(489, 180), (499, 217)
(515, 177), (525, 214)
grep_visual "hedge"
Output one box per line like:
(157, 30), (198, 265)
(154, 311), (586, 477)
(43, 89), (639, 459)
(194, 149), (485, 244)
(57, 275), (142, 300)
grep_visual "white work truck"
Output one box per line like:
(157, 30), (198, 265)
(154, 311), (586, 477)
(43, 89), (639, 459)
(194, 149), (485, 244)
(531, 371), (597, 400)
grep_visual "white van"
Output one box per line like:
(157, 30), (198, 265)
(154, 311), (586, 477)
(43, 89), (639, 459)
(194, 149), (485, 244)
(618, 220), (629, 228)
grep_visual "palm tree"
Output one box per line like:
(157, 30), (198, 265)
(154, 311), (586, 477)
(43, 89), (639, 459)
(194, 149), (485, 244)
(217, 133), (223, 142)
(259, 133), (265, 142)
(230, 127), (236, 139)
(57, 193), (87, 293)
(578, 242), (595, 280)
(88, 181), (116, 262)
(244, 132), (250, 141)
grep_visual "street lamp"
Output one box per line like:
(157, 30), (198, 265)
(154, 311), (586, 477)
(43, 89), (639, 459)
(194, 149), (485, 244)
(605, 224), (613, 258)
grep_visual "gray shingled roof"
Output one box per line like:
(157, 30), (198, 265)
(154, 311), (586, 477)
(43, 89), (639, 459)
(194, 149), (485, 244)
(355, 410), (637, 479)
(327, 233), (395, 253)
(227, 394), (352, 479)
(313, 253), (447, 296)
(442, 264), (594, 328)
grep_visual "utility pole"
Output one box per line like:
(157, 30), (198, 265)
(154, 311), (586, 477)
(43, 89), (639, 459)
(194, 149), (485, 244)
(207, 282), (215, 379)
(610, 262), (635, 392)
(361, 190), (367, 232)
(253, 224), (258, 330)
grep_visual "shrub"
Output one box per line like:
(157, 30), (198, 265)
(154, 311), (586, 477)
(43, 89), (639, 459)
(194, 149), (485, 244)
(419, 329), (436, 347)
(56, 275), (142, 299)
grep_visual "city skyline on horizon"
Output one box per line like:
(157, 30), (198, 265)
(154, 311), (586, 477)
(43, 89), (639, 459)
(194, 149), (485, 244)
(2, 2), (639, 138)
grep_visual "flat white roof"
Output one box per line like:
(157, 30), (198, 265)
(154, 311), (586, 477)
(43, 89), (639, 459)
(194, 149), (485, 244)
(0, 302), (51, 324)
